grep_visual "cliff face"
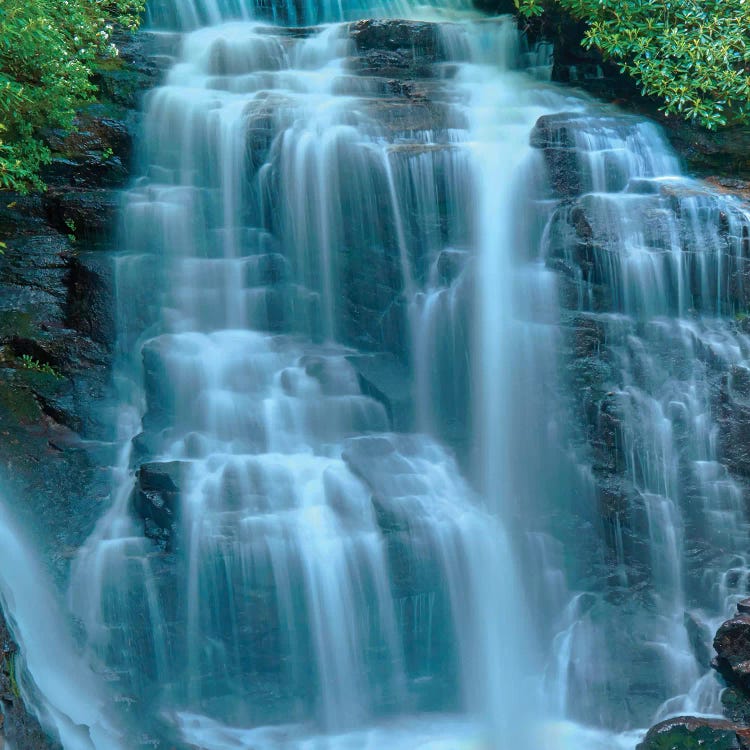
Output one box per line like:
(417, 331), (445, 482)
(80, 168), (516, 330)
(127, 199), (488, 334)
(0, 30), (164, 750)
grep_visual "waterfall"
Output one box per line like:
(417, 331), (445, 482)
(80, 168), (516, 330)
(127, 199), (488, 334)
(0, 495), (126, 750)
(2, 1), (750, 749)
(66, 10), (543, 749)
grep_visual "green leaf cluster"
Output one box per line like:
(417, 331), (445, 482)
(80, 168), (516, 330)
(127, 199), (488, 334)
(515, 0), (750, 129)
(0, 0), (144, 193)
(18, 353), (61, 378)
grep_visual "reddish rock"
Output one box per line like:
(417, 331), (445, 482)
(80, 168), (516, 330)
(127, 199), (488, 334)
(637, 716), (744, 750)
(715, 616), (750, 689)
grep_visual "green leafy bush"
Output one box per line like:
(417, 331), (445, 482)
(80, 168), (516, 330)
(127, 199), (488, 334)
(515, 0), (750, 129)
(0, 0), (144, 193)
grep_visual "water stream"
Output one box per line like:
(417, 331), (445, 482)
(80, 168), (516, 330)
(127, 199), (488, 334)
(2, 1), (750, 749)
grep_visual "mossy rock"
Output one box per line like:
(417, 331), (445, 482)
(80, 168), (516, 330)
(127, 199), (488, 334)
(0, 376), (43, 424)
(0, 311), (39, 341)
(638, 717), (744, 750)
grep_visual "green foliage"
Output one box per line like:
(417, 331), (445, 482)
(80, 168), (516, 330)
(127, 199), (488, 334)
(515, 0), (750, 129)
(0, 0), (145, 193)
(65, 217), (77, 242)
(6, 652), (20, 699)
(18, 354), (61, 378)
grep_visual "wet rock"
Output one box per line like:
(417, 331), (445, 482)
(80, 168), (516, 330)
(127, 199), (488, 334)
(435, 249), (469, 285)
(662, 124), (750, 183)
(530, 139), (581, 198)
(340, 243), (408, 356)
(738, 598), (750, 615)
(92, 30), (168, 110)
(243, 253), (289, 287)
(133, 461), (184, 549)
(346, 353), (413, 431)
(364, 99), (457, 135)
(547, 181), (750, 317)
(63, 253), (115, 347)
(347, 21), (453, 84)
(684, 610), (713, 669)
(531, 112), (640, 197)
(141, 339), (175, 426)
(715, 616), (750, 690)
(43, 115), (132, 189)
(718, 387), (750, 481)
(637, 716), (748, 750)
(722, 686), (750, 726)
(472, 0), (516, 12)
(706, 178), (750, 203)
(349, 19), (445, 65)
(0, 610), (59, 750)
(43, 189), (120, 243)
(530, 113), (579, 151)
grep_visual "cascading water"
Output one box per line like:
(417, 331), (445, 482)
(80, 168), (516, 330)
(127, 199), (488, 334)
(2, 1), (750, 749)
(66, 11), (543, 749)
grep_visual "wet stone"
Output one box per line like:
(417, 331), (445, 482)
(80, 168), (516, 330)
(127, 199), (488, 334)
(133, 461), (185, 549)
(637, 716), (745, 750)
(715, 616), (750, 690)
(346, 353), (414, 431)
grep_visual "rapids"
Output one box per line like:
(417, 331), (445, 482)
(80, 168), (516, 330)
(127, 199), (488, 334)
(2, 1), (750, 749)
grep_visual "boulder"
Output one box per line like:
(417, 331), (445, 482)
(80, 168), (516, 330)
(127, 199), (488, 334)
(714, 616), (750, 690)
(637, 716), (749, 750)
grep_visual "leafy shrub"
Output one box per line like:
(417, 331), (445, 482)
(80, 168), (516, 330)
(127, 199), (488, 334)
(515, 0), (750, 129)
(0, 0), (144, 193)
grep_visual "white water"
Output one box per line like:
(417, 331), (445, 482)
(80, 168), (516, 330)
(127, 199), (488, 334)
(0, 498), (125, 750)
(2, 1), (750, 749)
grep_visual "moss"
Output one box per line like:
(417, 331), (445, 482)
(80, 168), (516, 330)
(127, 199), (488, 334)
(0, 311), (39, 341)
(93, 56), (127, 74)
(5, 652), (20, 699)
(641, 724), (740, 750)
(0, 378), (42, 423)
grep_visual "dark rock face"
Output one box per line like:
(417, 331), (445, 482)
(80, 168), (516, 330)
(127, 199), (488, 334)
(637, 716), (750, 750)
(472, 0), (516, 13)
(43, 190), (120, 244)
(133, 462), (184, 549)
(718, 361), (750, 482)
(715, 616), (750, 691)
(529, 113), (585, 197)
(349, 19), (444, 77)
(63, 253), (115, 347)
